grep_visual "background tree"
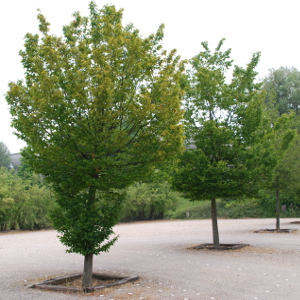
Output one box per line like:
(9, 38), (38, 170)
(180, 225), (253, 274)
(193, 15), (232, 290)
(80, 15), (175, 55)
(263, 66), (300, 116)
(0, 142), (11, 169)
(270, 134), (300, 230)
(172, 40), (292, 248)
(6, 2), (184, 290)
(261, 67), (300, 229)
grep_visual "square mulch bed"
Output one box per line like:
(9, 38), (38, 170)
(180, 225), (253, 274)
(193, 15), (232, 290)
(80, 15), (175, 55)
(31, 272), (139, 293)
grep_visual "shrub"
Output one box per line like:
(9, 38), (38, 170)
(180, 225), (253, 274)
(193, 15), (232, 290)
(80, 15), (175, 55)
(0, 167), (54, 230)
(121, 182), (182, 222)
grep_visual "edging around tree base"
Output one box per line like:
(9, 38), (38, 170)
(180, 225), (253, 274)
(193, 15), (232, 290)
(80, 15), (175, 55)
(254, 228), (297, 233)
(30, 272), (139, 293)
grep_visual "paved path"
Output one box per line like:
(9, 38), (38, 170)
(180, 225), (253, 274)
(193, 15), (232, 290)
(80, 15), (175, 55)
(0, 218), (299, 300)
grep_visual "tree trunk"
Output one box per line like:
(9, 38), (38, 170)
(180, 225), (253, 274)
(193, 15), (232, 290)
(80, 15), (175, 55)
(211, 198), (220, 248)
(82, 253), (93, 292)
(276, 189), (281, 231)
(82, 185), (97, 292)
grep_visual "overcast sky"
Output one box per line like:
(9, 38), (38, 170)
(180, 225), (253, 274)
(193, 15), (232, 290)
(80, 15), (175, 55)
(1, 0), (299, 153)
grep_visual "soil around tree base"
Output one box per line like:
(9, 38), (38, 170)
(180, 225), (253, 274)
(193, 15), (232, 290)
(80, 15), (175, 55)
(253, 228), (297, 233)
(188, 243), (250, 250)
(30, 272), (139, 293)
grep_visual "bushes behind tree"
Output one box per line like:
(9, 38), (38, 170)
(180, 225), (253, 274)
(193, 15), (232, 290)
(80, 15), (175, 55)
(1, 167), (299, 230)
(0, 167), (54, 230)
(121, 181), (183, 222)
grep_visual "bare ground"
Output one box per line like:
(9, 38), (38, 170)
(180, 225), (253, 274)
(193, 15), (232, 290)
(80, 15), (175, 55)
(0, 218), (300, 300)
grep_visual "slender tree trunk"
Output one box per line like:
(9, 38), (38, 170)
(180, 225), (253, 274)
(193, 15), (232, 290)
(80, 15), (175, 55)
(82, 185), (97, 292)
(211, 198), (220, 248)
(82, 253), (93, 291)
(276, 189), (281, 231)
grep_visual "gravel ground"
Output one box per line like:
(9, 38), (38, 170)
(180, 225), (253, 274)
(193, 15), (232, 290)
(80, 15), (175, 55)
(1, 218), (300, 300)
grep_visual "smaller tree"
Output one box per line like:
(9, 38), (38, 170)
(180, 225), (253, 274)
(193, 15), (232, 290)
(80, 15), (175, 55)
(262, 67), (300, 229)
(260, 115), (298, 230)
(172, 40), (292, 247)
(0, 142), (11, 169)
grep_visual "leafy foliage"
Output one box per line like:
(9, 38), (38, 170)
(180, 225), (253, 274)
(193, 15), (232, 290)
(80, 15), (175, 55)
(51, 189), (123, 255)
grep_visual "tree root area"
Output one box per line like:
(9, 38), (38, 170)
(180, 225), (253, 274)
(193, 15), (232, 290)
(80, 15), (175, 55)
(188, 243), (249, 250)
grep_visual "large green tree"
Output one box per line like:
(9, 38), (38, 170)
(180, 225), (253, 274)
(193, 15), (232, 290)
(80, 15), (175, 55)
(6, 2), (184, 289)
(172, 40), (292, 247)
(0, 142), (11, 169)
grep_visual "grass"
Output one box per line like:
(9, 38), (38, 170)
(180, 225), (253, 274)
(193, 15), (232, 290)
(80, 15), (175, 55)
(165, 198), (300, 220)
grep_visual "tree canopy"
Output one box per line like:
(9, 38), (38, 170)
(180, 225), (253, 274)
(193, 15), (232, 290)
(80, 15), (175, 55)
(6, 2), (184, 289)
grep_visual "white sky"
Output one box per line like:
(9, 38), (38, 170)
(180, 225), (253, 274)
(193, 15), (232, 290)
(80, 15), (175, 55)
(1, 0), (299, 153)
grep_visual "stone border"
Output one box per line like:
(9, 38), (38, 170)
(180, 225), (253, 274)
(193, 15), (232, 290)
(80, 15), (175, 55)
(188, 243), (250, 250)
(30, 272), (139, 293)
(253, 228), (297, 233)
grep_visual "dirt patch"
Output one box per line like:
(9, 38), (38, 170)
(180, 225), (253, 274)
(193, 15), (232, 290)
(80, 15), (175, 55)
(87, 279), (167, 300)
(61, 276), (117, 288)
(188, 243), (249, 250)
